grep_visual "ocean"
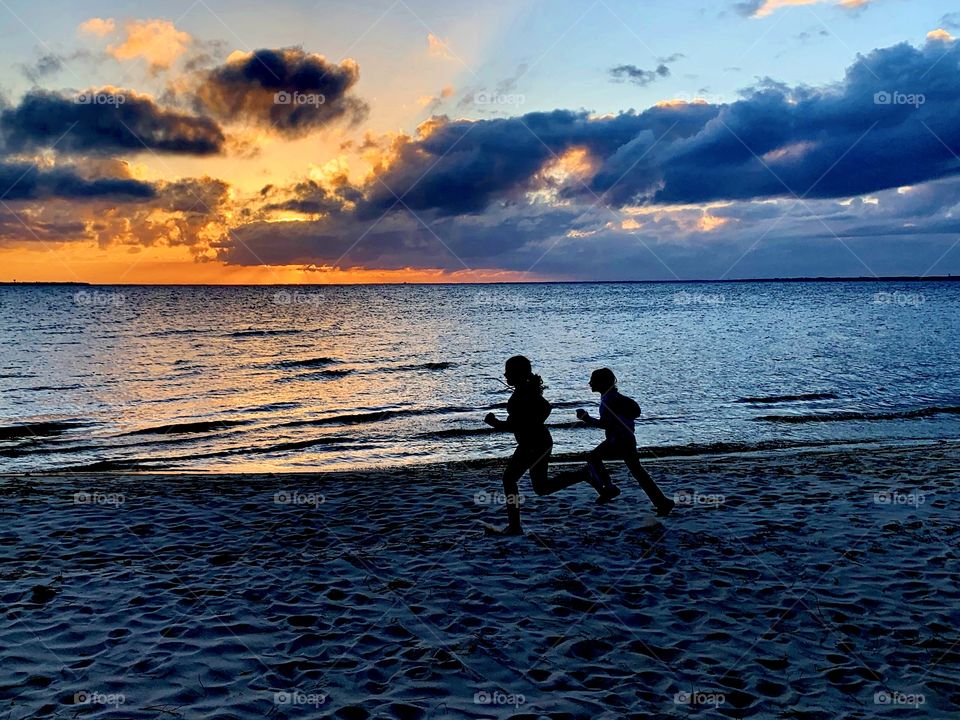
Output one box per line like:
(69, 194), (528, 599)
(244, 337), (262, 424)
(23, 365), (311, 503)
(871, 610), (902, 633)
(2, 280), (959, 473)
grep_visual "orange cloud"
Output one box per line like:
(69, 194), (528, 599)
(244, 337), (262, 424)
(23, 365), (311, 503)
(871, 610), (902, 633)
(107, 19), (192, 69)
(78, 17), (116, 37)
(927, 28), (956, 43)
(427, 33), (456, 60)
(750, 0), (869, 18)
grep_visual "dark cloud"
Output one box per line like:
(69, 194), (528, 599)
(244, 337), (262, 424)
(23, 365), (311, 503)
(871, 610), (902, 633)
(0, 162), (156, 201)
(261, 179), (352, 216)
(941, 13), (960, 30)
(17, 49), (98, 84)
(354, 104), (718, 218)
(194, 47), (368, 136)
(0, 89), (224, 155)
(733, 1), (764, 18)
(609, 63), (671, 86)
(348, 40), (960, 215)
(18, 54), (64, 84)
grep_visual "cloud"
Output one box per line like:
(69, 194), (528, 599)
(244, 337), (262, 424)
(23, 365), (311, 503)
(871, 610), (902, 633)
(736, 0), (870, 18)
(17, 50), (98, 84)
(427, 34), (456, 60)
(0, 162), (156, 201)
(927, 29), (956, 43)
(941, 13), (960, 31)
(609, 54), (682, 87)
(609, 63), (672, 86)
(194, 47), (368, 137)
(78, 17), (115, 37)
(106, 19), (192, 70)
(347, 39), (960, 216)
(0, 88), (225, 155)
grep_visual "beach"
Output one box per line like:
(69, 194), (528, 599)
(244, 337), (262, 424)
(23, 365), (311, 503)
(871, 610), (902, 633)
(2, 441), (958, 718)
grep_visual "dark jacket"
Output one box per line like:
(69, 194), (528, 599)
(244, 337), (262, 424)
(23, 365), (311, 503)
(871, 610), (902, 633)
(585, 389), (641, 444)
(505, 383), (552, 446)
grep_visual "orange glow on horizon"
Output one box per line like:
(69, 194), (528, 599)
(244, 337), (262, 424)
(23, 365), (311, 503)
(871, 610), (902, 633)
(0, 243), (553, 284)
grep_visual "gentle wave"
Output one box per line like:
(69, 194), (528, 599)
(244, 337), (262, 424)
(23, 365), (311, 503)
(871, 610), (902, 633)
(275, 357), (339, 369)
(120, 420), (248, 436)
(756, 406), (960, 423)
(0, 420), (89, 441)
(736, 392), (838, 404)
(279, 405), (475, 428)
(230, 328), (303, 338)
(420, 421), (585, 439)
(275, 369), (353, 382)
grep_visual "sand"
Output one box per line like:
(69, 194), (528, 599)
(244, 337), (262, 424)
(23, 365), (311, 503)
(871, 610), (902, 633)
(1, 441), (959, 719)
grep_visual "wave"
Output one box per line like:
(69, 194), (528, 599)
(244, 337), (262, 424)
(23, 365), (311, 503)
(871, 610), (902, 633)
(198, 436), (358, 457)
(390, 361), (454, 371)
(21, 384), (83, 392)
(229, 328), (303, 338)
(736, 392), (838, 404)
(145, 328), (201, 337)
(276, 369), (353, 382)
(755, 405), (960, 424)
(547, 437), (905, 463)
(52, 435), (362, 470)
(421, 421), (585, 439)
(0, 420), (89, 441)
(279, 405), (475, 429)
(120, 419), (248, 436)
(275, 357), (338, 369)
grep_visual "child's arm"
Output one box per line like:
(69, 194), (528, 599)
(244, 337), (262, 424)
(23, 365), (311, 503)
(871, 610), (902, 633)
(484, 412), (511, 430)
(576, 408), (602, 427)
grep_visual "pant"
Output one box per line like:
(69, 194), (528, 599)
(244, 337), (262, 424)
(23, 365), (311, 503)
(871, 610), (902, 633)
(500, 442), (600, 528)
(587, 439), (670, 508)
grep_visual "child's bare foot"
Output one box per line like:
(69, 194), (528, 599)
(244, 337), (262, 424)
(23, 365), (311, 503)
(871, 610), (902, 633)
(596, 484), (622, 504)
(484, 523), (523, 536)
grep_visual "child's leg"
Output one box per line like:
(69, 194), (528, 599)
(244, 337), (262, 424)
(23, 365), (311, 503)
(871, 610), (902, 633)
(586, 440), (615, 489)
(500, 450), (530, 531)
(622, 447), (671, 508)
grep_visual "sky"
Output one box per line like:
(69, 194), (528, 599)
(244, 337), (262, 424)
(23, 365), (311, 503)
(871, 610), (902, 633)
(0, 0), (958, 283)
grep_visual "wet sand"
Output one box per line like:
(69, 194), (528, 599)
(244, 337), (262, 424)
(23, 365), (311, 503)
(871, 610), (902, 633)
(2, 442), (958, 718)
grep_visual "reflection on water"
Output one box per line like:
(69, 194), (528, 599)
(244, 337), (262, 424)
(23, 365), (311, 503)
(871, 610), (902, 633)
(2, 281), (959, 472)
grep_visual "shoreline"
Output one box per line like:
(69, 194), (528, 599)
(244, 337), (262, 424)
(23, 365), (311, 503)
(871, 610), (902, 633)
(17, 435), (960, 477)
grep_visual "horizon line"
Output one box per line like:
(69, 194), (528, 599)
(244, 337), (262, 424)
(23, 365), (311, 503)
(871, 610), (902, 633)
(1, 274), (957, 287)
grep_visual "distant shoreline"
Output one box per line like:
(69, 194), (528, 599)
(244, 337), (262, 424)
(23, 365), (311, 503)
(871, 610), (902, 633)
(1, 275), (956, 287)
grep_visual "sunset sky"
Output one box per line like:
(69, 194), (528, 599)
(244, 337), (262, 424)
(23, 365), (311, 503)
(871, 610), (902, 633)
(1, 0), (959, 283)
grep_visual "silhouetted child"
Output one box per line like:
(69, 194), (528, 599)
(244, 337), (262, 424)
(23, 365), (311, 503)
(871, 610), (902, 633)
(576, 368), (675, 516)
(484, 355), (604, 535)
